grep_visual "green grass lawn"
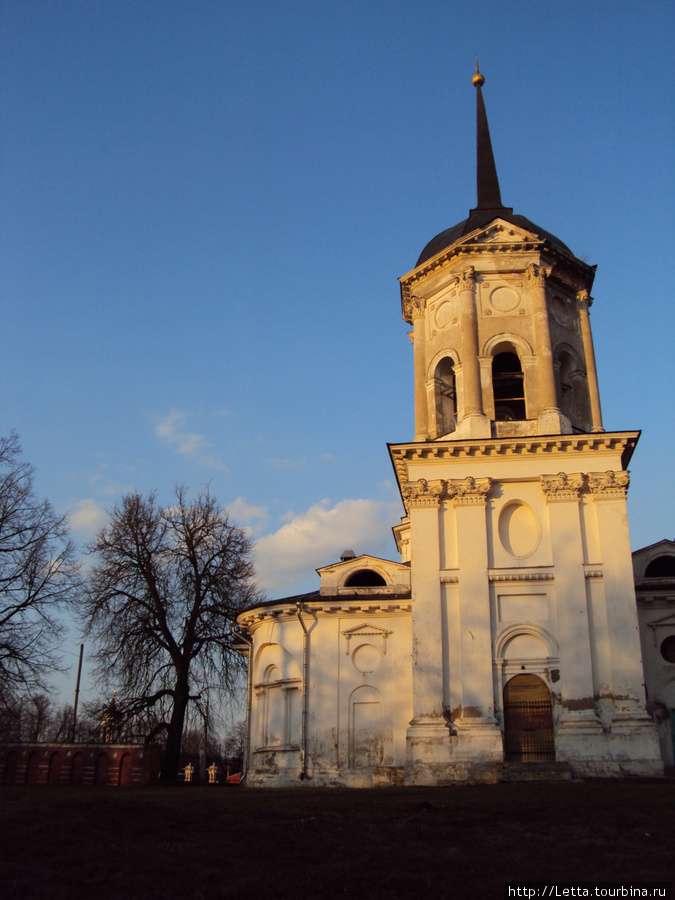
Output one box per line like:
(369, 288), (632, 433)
(1, 781), (673, 899)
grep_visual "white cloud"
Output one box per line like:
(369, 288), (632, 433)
(253, 498), (401, 596)
(228, 497), (269, 531)
(154, 409), (228, 471)
(70, 498), (108, 542)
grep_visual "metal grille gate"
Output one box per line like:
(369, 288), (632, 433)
(503, 675), (555, 762)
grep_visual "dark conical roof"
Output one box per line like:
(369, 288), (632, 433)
(416, 65), (571, 267)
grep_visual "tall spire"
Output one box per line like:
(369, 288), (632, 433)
(472, 62), (507, 212)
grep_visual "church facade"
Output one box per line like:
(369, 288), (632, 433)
(235, 69), (664, 786)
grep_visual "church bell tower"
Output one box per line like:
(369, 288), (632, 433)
(391, 66), (662, 783)
(402, 65), (603, 444)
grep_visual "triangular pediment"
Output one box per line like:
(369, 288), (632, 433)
(341, 622), (393, 638)
(458, 219), (540, 246)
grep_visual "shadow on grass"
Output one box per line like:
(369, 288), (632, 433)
(1, 781), (673, 899)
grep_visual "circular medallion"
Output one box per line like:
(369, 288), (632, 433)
(489, 286), (520, 313)
(352, 643), (381, 675)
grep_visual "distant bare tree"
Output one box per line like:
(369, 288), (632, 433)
(223, 720), (246, 766)
(0, 433), (80, 710)
(80, 487), (260, 782)
(22, 693), (53, 742)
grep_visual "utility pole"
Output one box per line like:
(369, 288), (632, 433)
(69, 644), (84, 743)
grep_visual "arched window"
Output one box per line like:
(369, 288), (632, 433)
(645, 556), (675, 578)
(349, 685), (383, 768)
(344, 570), (387, 587)
(555, 347), (591, 431)
(256, 661), (301, 750)
(492, 352), (526, 420)
(433, 357), (456, 437)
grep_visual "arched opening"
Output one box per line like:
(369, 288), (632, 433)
(47, 751), (62, 785)
(556, 347), (591, 431)
(70, 752), (85, 785)
(25, 751), (40, 785)
(646, 556), (675, 578)
(661, 636), (675, 664)
(94, 752), (109, 785)
(344, 569), (387, 587)
(503, 674), (555, 762)
(492, 352), (526, 420)
(3, 751), (18, 785)
(349, 685), (383, 768)
(433, 357), (456, 437)
(119, 753), (134, 787)
(557, 351), (577, 423)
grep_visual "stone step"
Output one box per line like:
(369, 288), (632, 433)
(497, 761), (573, 782)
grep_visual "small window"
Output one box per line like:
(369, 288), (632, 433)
(344, 570), (387, 587)
(661, 636), (675, 664)
(645, 556), (675, 578)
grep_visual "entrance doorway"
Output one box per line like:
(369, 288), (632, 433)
(503, 674), (555, 762)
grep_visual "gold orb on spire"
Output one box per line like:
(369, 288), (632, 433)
(472, 59), (485, 87)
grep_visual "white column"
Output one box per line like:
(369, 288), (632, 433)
(577, 291), (604, 432)
(411, 298), (429, 441)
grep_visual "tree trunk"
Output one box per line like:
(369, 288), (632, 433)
(160, 679), (190, 783)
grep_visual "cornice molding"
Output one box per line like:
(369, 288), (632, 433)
(389, 432), (639, 486)
(238, 601), (412, 630)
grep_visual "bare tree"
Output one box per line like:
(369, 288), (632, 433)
(80, 487), (260, 782)
(0, 433), (79, 710)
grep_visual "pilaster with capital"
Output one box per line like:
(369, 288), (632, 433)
(539, 469), (600, 733)
(527, 264), (563, 430)
(458, 267), (484, 418)
(406, 477), (445, 726)
(410, 297), (429, 441)
(576, 290), (604, 432)
(452, 475), (499, 734)
(585, 469), (649, 720)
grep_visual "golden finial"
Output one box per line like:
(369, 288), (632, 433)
(472, 59), (485, 88)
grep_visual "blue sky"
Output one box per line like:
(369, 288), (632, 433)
(2, 2), (674, 696)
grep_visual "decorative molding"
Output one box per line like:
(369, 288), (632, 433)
(540, 472), (585, 502)
(448, 475), (492, 505)
(238, 601), (412, 629)
(587, 469), (630, 499)
(403, 295), (426, 322)
(458, 266), (476, 291)
(576, 288), (593, 309)
(341, 622), (393, 655)
(401, 478), (445, 509)
(526, 263), (551, 288)
(584, 570), (604, 580)
(489, 572), (553, 583)
(388, 432), (639, 487)
(440, 573), (459, 584)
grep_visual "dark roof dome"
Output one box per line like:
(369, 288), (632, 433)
(416, 211), (571, 267)
(417, 64), (572, 268)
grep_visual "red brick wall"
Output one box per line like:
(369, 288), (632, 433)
(0, 743), (161, 786)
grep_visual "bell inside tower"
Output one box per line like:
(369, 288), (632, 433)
(492, 351), (526, 421)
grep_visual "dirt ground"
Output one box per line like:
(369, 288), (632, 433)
(1, 780), (673, 899)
